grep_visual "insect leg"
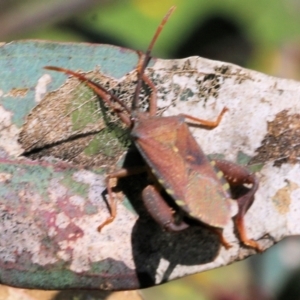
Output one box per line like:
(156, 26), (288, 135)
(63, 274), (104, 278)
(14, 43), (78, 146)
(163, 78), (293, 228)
(98, 166), (147, 231)
(208, 228), (232, 250)
(142, 185), (189, 231)
(134, 50), (157, 116)
(214, 160), (262, 252)
(142, 73), (157, 117)
(183, 107), (228, 128)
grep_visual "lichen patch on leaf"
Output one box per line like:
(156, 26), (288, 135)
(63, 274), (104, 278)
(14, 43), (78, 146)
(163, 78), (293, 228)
(251, 110), (300, 166)
(35, 73), (52, 103)
(0, 105), (23, 157)
(0, 172), (12, 182)
(272, 180), (298, 214)
(5, 88), (28, 98)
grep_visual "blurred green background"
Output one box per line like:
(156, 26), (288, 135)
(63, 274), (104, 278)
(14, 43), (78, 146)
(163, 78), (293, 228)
(1, 0), (300, 299)
(2, 0), (300, 79)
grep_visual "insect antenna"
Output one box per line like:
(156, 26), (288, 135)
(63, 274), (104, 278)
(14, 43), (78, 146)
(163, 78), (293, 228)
(132, 6), (176, 113)
(44, 66), (132, 126)
(44, 6), (176, 126)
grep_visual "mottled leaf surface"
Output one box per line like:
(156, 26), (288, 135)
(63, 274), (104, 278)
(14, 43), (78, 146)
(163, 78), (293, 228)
(0, 41), (300, 290)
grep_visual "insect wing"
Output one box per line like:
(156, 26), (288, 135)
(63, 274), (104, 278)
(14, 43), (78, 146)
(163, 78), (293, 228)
(132, 115), (232, 228)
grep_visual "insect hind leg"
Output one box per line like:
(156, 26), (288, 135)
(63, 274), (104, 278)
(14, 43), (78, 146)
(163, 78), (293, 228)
(214, 159), (262, 252)
(142, 185), (189, 232)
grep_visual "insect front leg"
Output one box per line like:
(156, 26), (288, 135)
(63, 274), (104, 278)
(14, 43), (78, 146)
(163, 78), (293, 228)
(142, 185), (189, 231)
(134, 51), (158, 117)
(98, 166), (147, 231)
(183, 107), (228, 128)
(214, 160), (262, 252)
(141, 73), (157, 117)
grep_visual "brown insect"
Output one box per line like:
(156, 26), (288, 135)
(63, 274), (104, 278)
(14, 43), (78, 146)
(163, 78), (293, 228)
(44, 6), (262, 251)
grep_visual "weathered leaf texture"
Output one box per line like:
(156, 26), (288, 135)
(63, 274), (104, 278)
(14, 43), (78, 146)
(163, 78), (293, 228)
(0, 41), (299, 290)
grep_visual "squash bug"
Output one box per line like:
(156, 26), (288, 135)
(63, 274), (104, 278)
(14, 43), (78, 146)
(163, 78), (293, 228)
(44, 6), (262, 251)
